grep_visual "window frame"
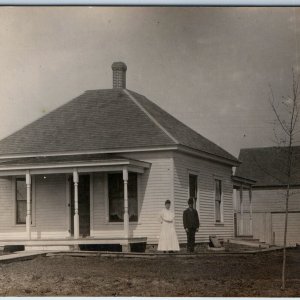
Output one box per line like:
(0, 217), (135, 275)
(188, 171), (199, 211)
(13, 176), (35, 227)
(214, 177), (224, 224)
(16, 177), (27, 225)
(106, 171), (139, 224)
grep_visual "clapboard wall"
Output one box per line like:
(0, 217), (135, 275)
(235, 188), (300, 246)
(0, 150), (236, 245)
(173, 152), (235, 244)
(0, 174), (69, 240)
(92, 151), (173, 244)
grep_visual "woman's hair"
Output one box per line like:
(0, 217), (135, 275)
(165, 199), (171, 205)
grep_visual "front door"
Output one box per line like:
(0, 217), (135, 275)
(70, 174), (90, 237)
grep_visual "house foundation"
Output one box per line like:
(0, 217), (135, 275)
(0, 237), (147, 252)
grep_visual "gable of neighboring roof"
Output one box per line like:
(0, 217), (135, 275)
(128, 90), (238, 163)
(235, 146), (300, 187)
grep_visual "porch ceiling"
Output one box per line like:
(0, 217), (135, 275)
(0, 153), (151, 176)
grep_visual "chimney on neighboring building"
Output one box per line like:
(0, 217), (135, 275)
(112, 62), (127, 89)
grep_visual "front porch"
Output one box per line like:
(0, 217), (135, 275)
(0, 153), (150, 251)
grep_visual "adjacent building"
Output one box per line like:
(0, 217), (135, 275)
(234, 146), (300, 246)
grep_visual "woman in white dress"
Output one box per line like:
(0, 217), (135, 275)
(157, 200), (180, 252)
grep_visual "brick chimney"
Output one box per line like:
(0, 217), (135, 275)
(112, 62), (127, 89)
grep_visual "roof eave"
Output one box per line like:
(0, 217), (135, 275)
(177, 145), (240, 167)
(0, 145), (178, 160)
(0, 144), (239, 167)
(0, 158), (151, 176)
(232, 175), (256, 189)
(252, 184), (300, 189)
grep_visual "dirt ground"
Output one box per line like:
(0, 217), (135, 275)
(0, 249), (300, 296)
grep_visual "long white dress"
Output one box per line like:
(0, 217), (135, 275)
(157, 208), (180, 251)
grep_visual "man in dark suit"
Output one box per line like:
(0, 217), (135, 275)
(183, 198), (200, 252)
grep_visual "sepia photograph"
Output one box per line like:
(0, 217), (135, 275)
(0, 5), (299, 297)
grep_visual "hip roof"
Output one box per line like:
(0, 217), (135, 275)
(0, 88), (238, 164)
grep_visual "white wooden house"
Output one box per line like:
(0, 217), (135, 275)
(234, 146), (300, 246)
(0, 62), (239, 251)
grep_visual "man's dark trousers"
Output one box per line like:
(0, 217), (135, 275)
(186, 228), (196, 252)
(183, 207), (199, 252)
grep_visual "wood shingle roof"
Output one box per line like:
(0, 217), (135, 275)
(0, 88), (238, 164)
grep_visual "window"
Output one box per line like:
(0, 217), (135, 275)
(215, 179), (222, 222)
(16, 178), (28, 224)
(189, 174), (198, 209)
(108, 172), (138, 222)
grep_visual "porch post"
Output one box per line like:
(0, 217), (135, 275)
(249, 187), (253, 236)
(123, 167), (129, 239)
(73, 169), (80, 239)
(240, 185), (243, 236)
(25, 171), (31, 240)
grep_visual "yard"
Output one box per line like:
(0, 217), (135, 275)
(0, 249), (300, 296)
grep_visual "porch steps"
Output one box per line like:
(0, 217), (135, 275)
(234, 236), (260, 241)
(228, 237), (270, 249)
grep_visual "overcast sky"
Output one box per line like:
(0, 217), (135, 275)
(0, 7), (299, 157)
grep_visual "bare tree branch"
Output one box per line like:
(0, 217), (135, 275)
(269, 86), (290, 136)
(265, 70), (300, 290)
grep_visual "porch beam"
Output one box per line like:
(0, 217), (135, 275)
(0, 165), (146, 177)
(25, 171), (31, 240)
(73, 169), (80, 239)
(79, 165), (145, 174)
(123, 167), (129, 239)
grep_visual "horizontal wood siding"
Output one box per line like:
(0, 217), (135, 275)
(92, 172), (124, 237)
(236, 212), (252, 236)
(34, 174), (68, 238)
(0, 150), (236, 244)
(236, 188), (300, 213)
(0, 152), (172, 243)
(0, 175), (69, 240)
(92, 152), (173, 243)
(173, 152), (234, 244)
(0, 177), (19, 238)
(0, 176), (34, 239)
(236, 212), (272, 243)
(272, 213), (300, 246)
(235, 188), (300, 245)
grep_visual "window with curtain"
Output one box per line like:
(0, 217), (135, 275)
(215, 179), (222, 222)
(189, 174), (198, 209)
(108, 172), (138, 222)
(16, 178), (28, 224)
